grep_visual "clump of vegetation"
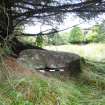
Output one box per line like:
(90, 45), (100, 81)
(35, 35), (44, 48)
(95, 21), (105, 43)
(46, 33), (69, 46)
(69, 26), (84, 44)
(85, 24), (99, 43)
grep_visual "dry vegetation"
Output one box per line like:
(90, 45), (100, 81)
(0, 43), (105, 105)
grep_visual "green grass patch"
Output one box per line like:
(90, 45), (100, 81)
(44, 43), (105, 61)
(0, 61), (105, 105)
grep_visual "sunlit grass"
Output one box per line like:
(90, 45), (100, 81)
(44, 43), (105, 61)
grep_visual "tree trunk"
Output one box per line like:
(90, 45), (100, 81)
(11, 38), (44, 57)
(0, 0), (44, 56)
(0, 0), (14, 41)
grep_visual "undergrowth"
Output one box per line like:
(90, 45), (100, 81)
(0, 43), (105, 105)
(0, 58), (105, 105)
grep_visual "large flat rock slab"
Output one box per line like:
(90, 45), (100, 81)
(17, 49), (81, 75)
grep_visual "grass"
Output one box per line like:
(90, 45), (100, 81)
(0, 60), (105, 105)
(0, 43), (105, 105)
(44, 43), (105, 61)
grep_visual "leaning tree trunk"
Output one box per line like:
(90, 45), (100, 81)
(0, 0), (44, 56)
(10, 38), (44, 57)
(0, 0), (14, 42)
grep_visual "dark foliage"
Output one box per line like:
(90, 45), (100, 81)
(0, 0), (105, 54)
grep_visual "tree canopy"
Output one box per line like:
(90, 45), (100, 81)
(0, 0), (105, 42)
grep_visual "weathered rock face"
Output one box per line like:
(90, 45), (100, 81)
(17, 49), (81, 75)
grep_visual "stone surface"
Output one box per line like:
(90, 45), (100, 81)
(17, 49), (81, 75)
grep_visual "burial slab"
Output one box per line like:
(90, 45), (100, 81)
(17, 49), (81, 75)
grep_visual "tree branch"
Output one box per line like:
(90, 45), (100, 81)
(14, 1), (105, 19)
(16, 21), (85, 37)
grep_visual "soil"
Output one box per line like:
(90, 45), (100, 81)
(4, 56), (34, 76)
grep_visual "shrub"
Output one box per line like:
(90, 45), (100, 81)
(69, 26), (84, 43)
(35, 35), (44, 48)
(85, 31), (98, 43)
(45, 33), (69, 46)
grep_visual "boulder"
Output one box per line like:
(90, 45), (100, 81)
(17, 49), (81, 75)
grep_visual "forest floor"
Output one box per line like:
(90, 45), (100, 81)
(0, 43), (105, 105)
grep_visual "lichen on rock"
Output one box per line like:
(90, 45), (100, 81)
(17, 49), (81, 75)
